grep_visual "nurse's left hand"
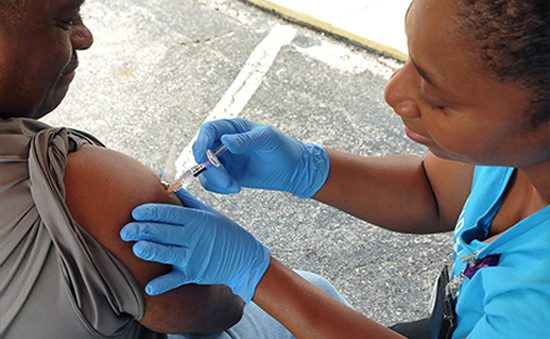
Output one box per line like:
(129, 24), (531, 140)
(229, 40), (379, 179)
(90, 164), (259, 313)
(120, 189), (271, 304)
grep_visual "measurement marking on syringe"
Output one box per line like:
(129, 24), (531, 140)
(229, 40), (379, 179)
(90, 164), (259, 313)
(175, 24), (297, 176)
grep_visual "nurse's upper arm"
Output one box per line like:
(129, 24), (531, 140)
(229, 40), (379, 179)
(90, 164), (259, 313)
(423, 152), (474, 231)
(64, 145), (243, 334)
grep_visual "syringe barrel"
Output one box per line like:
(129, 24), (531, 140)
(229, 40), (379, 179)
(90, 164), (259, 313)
(190, 164), (208, 177)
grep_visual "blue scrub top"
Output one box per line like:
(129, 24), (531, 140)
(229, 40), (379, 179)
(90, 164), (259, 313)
(451, 166), (550, 338)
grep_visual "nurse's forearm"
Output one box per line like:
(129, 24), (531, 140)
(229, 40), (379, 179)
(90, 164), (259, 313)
(253, 258), (405, 339)
(313, 150), (443, 234)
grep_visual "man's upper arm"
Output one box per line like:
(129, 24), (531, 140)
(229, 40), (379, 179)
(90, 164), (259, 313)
(64, 145), (243, 334)
(423, 152), (474, 231)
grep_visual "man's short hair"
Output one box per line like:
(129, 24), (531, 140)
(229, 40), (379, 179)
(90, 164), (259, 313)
(0, 0), (25, 21)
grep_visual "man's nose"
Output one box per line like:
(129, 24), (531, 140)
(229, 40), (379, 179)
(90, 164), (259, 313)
(384, 64), (420, 119)
(72, 24), (94, 51)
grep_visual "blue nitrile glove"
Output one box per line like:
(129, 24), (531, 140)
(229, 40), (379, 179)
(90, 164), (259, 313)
(120, 189), (271, 304)
(192, 118), (330, 199)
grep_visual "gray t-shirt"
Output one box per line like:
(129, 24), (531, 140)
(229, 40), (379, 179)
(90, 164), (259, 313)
(0, 118), (165, 339)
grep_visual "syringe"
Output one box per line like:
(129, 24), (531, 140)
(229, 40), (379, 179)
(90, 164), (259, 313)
(165, 145), (228, 193)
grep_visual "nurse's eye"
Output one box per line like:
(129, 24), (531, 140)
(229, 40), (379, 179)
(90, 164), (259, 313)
(420, 96), (447, 112)
(428, 102), (447, 112)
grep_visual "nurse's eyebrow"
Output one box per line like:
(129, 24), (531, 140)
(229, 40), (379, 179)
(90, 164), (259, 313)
(409, 54), (442, 90)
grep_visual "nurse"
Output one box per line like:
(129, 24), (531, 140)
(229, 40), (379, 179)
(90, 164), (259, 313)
(121, 0), (550, 337)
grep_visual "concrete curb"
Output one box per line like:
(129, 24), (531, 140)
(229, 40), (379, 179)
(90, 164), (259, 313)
(242, 0), (410, 61)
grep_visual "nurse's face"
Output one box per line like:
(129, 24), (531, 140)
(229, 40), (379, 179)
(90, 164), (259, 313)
(384, 0), (549, 168)
(0, 0), (93, 119)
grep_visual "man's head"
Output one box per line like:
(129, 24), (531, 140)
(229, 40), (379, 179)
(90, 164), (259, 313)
(0, 0), (93, 119)
(0, 0), (23, 17)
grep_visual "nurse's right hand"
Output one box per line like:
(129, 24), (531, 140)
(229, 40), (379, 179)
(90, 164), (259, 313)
(192, 118), (330, 199)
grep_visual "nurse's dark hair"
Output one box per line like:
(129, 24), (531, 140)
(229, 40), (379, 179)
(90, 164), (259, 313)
(456, 0), (549, 128)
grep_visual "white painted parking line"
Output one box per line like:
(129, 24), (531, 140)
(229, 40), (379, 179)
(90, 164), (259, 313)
(174, 24), (298, 177)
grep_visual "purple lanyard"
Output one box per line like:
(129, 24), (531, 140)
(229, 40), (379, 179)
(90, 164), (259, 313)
(463, 254), (500, 279)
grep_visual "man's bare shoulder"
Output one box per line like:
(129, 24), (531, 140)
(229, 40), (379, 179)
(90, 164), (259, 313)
(63, 145), (243, 334)
(63, 145), (176, 286)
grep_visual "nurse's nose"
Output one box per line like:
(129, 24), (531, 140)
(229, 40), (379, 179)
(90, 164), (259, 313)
(384, 63), (420, 119)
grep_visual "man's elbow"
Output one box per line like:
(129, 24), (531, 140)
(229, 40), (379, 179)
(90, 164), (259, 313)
(140, 284), (245, 335)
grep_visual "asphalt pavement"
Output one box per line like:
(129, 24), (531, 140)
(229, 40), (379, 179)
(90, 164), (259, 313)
(42, 0), (452, 328)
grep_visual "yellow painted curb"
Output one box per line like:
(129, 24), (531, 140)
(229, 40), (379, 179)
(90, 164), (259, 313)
(243, 0), (408, 61)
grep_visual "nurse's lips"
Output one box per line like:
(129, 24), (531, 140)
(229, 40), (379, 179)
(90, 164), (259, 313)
(404, 125), (434, 146)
